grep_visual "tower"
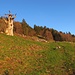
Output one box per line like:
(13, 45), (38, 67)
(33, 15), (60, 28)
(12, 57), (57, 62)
(3, 11), (16, 36)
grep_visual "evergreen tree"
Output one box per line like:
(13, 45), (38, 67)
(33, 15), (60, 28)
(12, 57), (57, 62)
(21, 19), (35, 36)
(34, 25), (43, 35)
(51, 29), (63, 41)
(21, 19), (28, 35)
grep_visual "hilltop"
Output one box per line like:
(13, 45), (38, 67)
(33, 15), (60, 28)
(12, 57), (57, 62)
(0, 17), (75, 75)
(0, 33), (75, 75)
(0, 17), (75, 42)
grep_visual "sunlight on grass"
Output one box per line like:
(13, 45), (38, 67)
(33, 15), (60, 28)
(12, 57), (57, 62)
(0, 34), (75, 75)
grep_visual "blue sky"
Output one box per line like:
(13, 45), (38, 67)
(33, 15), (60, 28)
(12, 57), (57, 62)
(0, 0), (75, 34)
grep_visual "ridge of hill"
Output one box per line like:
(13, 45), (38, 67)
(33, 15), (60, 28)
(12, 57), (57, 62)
(0, 18), (75, 42)
(0, 33), (75, 75)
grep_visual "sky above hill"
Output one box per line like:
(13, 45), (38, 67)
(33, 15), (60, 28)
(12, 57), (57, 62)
(0, 0), (75, 34)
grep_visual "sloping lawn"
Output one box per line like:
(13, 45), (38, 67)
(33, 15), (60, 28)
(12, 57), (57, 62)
(0, 34), (75, 75)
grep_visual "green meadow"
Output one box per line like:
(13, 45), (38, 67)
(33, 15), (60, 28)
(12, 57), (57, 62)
(0, 34), (75, 75)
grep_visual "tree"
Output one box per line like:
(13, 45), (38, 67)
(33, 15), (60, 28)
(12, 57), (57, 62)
(21, 19), (36, 36)
(21, 19), (28, 35)
(0, 18), (7, 32)
(34, 25), (43, 35)
(51, 29), (63, 41)
(14, 22), (23, 34)
(43, 29), (53, 41)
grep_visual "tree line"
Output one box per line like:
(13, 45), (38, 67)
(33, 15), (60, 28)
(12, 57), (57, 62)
(0, 17), (75, 42)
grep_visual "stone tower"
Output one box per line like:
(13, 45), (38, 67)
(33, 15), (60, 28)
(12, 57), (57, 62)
(3, 11), (16, 36)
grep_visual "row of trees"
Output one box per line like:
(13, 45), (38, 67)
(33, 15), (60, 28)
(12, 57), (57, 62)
(0, 18), (75, 42)
(33, 24), (75, 41)
(14, 19), (35, 36)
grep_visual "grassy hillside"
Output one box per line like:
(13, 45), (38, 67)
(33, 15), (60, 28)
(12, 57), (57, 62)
(0, 33), (75, 75)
